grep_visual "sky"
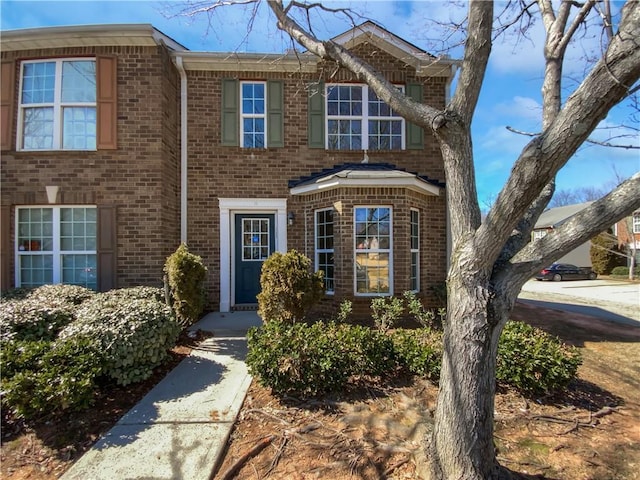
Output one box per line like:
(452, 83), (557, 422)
(1, 0), (638, 207)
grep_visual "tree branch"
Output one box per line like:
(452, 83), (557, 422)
(449, 0), (494, 125)
(266, 0), (443, 129)
(478, 1), (640, 266)
(505, 172), (640, 282)
(506, 125), (640, 148)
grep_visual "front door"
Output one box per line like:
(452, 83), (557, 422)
(234, 213), (275, 305)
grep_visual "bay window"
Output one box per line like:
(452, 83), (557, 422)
(315, 208), (334, 293)
(355, 207), (392, 295)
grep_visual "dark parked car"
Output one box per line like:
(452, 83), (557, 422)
(535, 263), (597, 281)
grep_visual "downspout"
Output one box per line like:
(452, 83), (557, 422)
(174, 56), (188, 244)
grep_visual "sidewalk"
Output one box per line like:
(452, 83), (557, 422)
(61, 311), (262, 480)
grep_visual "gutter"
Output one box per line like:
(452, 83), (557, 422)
(174, 56), (188, 244)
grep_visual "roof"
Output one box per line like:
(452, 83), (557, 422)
(0, 24), (187, 52)
(534, 202), (593, 229)
(289, 163), (444, 196)
(1, 21), (457, 77)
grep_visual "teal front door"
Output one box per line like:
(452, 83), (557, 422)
(235, 214), (275, 304)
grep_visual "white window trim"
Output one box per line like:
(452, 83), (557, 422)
(239, 81), (267, 148)
(410, 208), (420, 293)
(325, 83), (405, 151)
(633, 213), (640, 234)
(353, 205), (393, 296)
(315, 207), (335, 295)
(15, 205), (97, 287)
(17, 58), (97, 152)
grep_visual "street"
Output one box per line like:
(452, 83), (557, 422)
(518, 279), (640, 326)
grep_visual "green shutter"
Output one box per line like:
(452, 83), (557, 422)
(267, 80), (284, 148)
(406, 82), (424, 150)
(308, 81), (325, 149)
(221, 79), (239, 146)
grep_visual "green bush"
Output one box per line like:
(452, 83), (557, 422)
(610, 266), (640, 276)
(370, 296), (404, 333)
(246, 320), (396, 397)
(392, 328), (442, 379)
(0, 340), (52, 379)
(60, 290), (180, 386)
(28, 284), (95, 305)
(1, 336), (102, 418)
(164, 243), (207, 327)
(403, 291), (446, 329)
(497, 321), (582, 395)
(257, 250), (324, 324)
(0, 299), (77, 342)
(590, 232), (624, 274)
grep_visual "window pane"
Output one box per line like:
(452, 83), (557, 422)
(62, 254), (97, 289)
(19, 254), (54, 288)
(61, 61), (96, 102)
(355, 253), (390, 294)
(242, 218), (270, 261)
(17, 208), (53, 252)
(21, 62), (55, 104)
(63, 107), (97, 150)
(22, 107), (54, 150)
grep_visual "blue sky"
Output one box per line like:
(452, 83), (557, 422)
(1, 0), (638, 207)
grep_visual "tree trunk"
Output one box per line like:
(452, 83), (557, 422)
(417, 256), (517, 479)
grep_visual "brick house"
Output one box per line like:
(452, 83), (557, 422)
(0, 22), (454, 315)
(614, 211), (640, 268)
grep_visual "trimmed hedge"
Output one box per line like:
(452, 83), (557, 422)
(497, 321), (582, 395)
(61, 292), (180, 386)
(247, 319), (581, 398)
(610, 266), (640, 276)
(164, 244), (207, 327)
(0, 299), (77, 342)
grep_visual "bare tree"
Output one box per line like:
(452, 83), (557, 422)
(179, 1), (640, 478)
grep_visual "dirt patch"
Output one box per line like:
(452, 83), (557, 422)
(3, 306), (640, 480)
(213, 305), (640, 479)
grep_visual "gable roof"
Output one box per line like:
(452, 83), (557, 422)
(330, 21), (457, 77)
(289, 162), (444, 196)
(534, 202), (593, 229)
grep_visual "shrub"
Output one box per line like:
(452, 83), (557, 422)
(257, 250), (324, 324)
(370, 296), (405, 332)
(28, 284), (94, 305)
(497, 321), (582, 395)
(336, 299), (353, 323)
(0, 340), (52, 379)
(610, 266), (640, 276)
(590, 232), (624, 274)
(1, 336), (102, 418)
(60, 290), (180, 386)
(164, 243), (207, 327)
(392, 328), (442, 379)
(246, 321), (396, 397)
(0, 299), (77, 343)
(403, 291), (445, 329)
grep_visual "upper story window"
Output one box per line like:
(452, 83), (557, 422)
(633, 213), (640, 234)
(326, 84), (404, 151)
(315, 208), (334, 294)
(241, 82), (266, 148)
(19, 59), (96, 151)
(355, 206), (392, 295)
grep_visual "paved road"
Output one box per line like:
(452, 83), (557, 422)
(518, 279), (640, 326)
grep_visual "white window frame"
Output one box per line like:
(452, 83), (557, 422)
(410, 208), (420, 292)
(633, 213), (640, 234)
(240, 81), (267, 148)
(315, 208), (335, 294)
(354, 206), (393, 296)
(15, 205), (98, 288)
(17, 58), (97, 151)
(325, 84), (405, 151)
(533, 229), (547, 240)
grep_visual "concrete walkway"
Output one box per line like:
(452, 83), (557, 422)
(61, 310), (262, 480)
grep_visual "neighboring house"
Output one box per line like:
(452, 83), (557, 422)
(614, 210), (640, 268)
(532, 202), (593, 267)
(0, 22), (455, 314)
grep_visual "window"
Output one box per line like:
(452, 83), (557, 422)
(326, 84), (404, 150)
(315, 209), (334, 293)
(355, 207), (392, 295)
(16, 206), (97, 289)
(242, 217), (270, 261)
(19, 59), (96, 150)
(410, 209), (419, 292)
(533, 230), (548, 240)
(241, 82), (266, 148)
(634, 213), (640, 234)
